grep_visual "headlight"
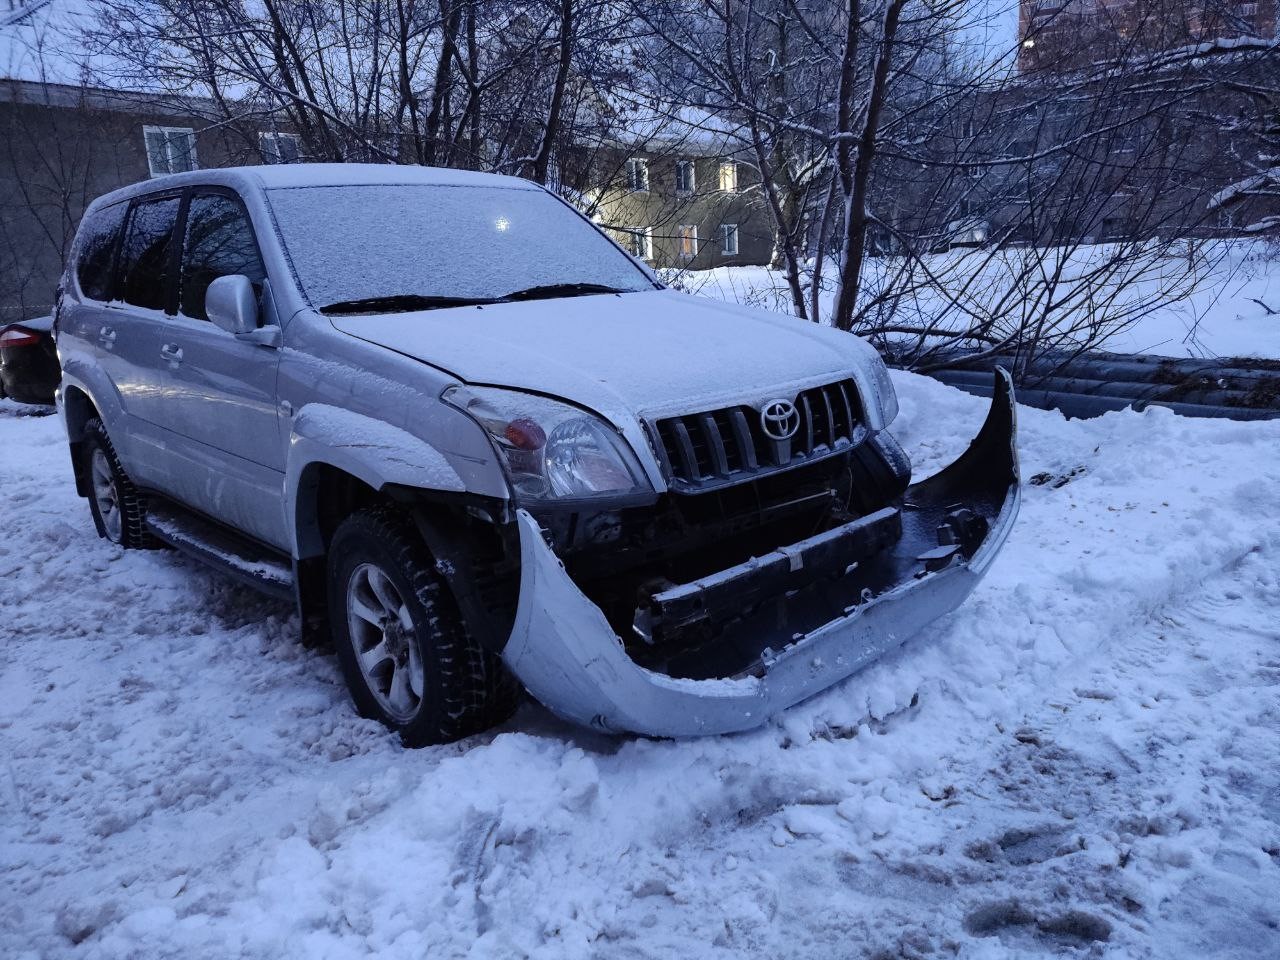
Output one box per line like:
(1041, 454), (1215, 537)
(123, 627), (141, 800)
(863, 351), (899, 427)
(443, 385), (651, 502)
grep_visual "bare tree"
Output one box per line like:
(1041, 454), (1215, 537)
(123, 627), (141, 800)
(637, 0), (1269, 375)
(82, 0), (648, 180)
(829, 0), (910, 332)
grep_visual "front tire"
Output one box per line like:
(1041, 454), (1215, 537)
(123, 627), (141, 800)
(327, 505), (518, 746)
(82, 417), (151, 549)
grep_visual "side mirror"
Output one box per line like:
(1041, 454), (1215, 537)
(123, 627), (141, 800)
(206, 275), (260, 336)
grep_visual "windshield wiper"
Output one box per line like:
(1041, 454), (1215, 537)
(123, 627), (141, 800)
(319, 293), (496, 315)
(320, 283), (630, 315)
(498, 282), (627, 303)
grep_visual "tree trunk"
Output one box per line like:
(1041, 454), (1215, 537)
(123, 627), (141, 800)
(532, 0), (574, 185)
(832, 0), (906, 332)
(424, 0), (462, 166)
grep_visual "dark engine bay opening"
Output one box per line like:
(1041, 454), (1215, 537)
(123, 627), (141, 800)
(532, 433), (917, 681)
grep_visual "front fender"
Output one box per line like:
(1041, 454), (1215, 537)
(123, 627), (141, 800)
(285, 403), (471, 557)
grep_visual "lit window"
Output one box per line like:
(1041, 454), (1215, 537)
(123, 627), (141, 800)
(720, 223), (739, 256)
(626, 158), (650, 192)
(143, 126), (197, 177)
(718, 161), (737, 192)
(623, 227), (652, 261)
(260, 132), (301, 164)
(676, 224), (698, 260)
(676, 160), (696, 194)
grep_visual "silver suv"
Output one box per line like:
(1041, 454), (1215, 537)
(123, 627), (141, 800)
(55, 164), (1019, 745)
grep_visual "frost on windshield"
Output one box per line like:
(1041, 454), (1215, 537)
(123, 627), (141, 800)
(267, 183), (652, 309)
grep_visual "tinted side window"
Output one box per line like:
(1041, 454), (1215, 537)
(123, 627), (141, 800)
(180, 194), (266, 321)
(75, 202), (128, 301)
(117, 197), (180, 311)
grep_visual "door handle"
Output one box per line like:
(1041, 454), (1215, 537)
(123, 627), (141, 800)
(98, 325), (116, 347)
(160, 344), (183, 364)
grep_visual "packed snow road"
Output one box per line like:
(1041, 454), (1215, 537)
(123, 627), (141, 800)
(2, 375), (1278, 960)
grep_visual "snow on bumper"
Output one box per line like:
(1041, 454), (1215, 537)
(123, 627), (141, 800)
(503, 370), (1021, 738)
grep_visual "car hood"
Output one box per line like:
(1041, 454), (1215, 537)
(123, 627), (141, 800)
(329, 289), (877, 422)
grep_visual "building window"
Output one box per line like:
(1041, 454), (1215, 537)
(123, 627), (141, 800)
(719, 223), (739, 256)
(626, 158), (649, 192)
(676, 160), (696, 194)
(718, 161), (738, 192)
(260, 132), (301, 164)
(676, 224), (698, 260)
(623, 227), (652, 261)
(143, 126), (197, 177)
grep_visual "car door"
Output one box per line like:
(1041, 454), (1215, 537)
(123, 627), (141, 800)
(102, 192), (188, 494)
(162, 188), (286, 547)
(60, 199), (130, 427)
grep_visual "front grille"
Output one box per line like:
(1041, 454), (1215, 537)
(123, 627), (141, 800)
(653, 379), (865, 490)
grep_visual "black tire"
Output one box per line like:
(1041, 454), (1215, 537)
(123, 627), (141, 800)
(327, 504), (519, 746)
(82, 417), (152, 549)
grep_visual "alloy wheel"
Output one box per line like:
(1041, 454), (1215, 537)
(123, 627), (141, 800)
(345, 562), (424, 722)
(91, 447), (123, 543)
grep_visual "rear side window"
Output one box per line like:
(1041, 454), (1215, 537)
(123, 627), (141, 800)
(117, 196), (180, 311)
(75, 203), (128, 301)
(180, 193), (266, 320)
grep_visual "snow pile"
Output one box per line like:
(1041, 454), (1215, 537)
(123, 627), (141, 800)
(683, 242), (1280, 360)
(2, 380), (1279, 958)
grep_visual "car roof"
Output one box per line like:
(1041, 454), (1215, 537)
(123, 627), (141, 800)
(88, 163), (542, 210)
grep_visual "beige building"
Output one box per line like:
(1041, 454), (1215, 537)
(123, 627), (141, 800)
(590, 147), (774, 271)
(556, 93), (775, 271)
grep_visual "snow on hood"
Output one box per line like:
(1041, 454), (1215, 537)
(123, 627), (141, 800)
(329, 289), (874, 421)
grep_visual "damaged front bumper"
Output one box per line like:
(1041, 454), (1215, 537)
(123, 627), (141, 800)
(502, 370), (1021, 737)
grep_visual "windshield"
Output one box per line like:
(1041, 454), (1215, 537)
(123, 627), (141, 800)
(267, 183), (654, 312)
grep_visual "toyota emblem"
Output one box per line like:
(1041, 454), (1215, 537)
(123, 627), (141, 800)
(760, 399), (800, 441)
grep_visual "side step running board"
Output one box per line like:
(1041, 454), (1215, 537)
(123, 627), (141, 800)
(146, 500), (295, 602)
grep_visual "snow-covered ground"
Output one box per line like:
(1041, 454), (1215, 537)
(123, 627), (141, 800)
(682, 243), (1280, 361)
(2, 379), (1279, 959)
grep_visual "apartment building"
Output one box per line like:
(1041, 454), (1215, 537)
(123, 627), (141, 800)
(1020, 0), (1277, 71)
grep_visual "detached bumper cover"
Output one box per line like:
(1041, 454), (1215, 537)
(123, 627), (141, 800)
(502, 370), (1021, 737)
